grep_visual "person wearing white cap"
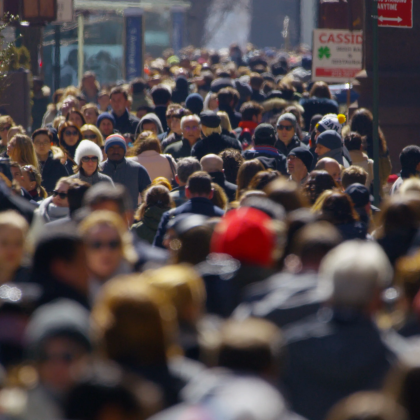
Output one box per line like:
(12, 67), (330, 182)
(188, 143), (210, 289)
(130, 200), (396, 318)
(70, 140), (114, 186)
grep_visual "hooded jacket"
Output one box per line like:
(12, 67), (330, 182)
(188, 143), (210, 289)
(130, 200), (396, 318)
(319, 147), (350, 167)
(36, 196), (69, 223)
(135, 112), (164, 138)
(131, 205), (171, 244)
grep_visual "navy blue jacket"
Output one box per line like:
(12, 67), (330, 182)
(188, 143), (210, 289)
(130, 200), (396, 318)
(41, 151), (69, 194)
(242, 147), (287, 175)
(112, 109), (140, 135)
(191, 133), (241, 161)
(153, 197), (224, 248)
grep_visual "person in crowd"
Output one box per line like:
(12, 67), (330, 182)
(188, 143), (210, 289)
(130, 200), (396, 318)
(345, 183), (372, 227)
(211, 183), (228, 210)
(201, 154), (237, 202)
(161, 108), (191, 150)
(79, 210), (137, 296)
(154, 171), (225, 248)
(158, 104), (182, 142)
(242, 123), (287, 174)
(391, 145), (420, 194)
(219, 148), (244, 185)
(96, 112), (116, 139)
(275, 113), (307, 156)
(80, 124), (105, 159)
(185, 93), (204, 116)
(304, 170), (338, 205)
(165, 115), (201, 160)
(236, 158), (265, 200)
(344, 132), (374, 187)
(60, 95), (80, 117)
(315, 130), (350, 167)
(315, 157), (342, 185)
(171, 75), (189, 104)
(131, 185), (175, 244)
(341, 166), (368, 190)
(217, 87), (241, 129)
(192, 111), (241, 161)
(236, 101), (263, 146)
(58, 122), (83, 174)
(70, 140), (114, 185)
(109, 86), (139, 135)
(97, 90), (111, 113)
(81, 103), (99, 125)
(65, 108), (86, 128)
(100, 135), (151, 209)
(79, 71), (100, 103)
(32, 128), (69, 194)
(287, 146), (313, 185)
(20, 165), (48, 202)
(150, 85), (172, 131)
(130, 133), (177, 184)
(130, 77), (154, 111)
(170, 157), (202, 207)
(136, 112), (164, 138)
(217, 111), (235, 138)
(249, 72), (266, 103)
(0, 115), (15, 154)
(7, 134), (39, 170)
(42, 88), (63, 126)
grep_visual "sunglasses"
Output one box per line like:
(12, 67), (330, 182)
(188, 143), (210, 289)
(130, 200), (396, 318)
(64, 130), (79, 136)
(277, 125), (294, 131)
(52, 190), (68, 199)
(85, 134), (97, 140)
(81, 156), (98, 163)
(87, 240), (121, 250)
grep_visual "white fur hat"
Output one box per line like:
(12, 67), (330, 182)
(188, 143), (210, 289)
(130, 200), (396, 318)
(75, 140), (102, 166)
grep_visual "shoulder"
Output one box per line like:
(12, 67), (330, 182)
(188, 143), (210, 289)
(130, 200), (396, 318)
(165, 141), (183, 152)
(98, 172), (113, 182)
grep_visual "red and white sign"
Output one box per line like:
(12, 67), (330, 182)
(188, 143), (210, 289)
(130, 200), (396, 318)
(377, 0), (413, 28)
(312, 29), (363, 83)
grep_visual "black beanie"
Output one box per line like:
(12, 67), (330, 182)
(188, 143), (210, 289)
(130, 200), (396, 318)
(316, 130), (342, 150)
(254, 123), (276, 146)
(288, 147), (313, 172)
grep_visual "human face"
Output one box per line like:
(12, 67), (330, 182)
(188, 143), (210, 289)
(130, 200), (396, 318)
(6, 137), (17, 160)
(182, 118), (201, 145)
(99, 119), (114, 137)
(33, 134), (51, 158)
(83, 108), (98, 125)
(315, 143), (330, 157)
(10, 165), (22, 183)
(107, 145), (125, 162)
(208, 97), (218, 111)
(84, 224), (123, 280)
(143, 122), (158, 135)
(110, 93), (128, 116)
(98, 94), (110, 111)
(0, 124), (11, 143)
(20, 168), (37, 192)
(52, 181), (70, 207)
(62, 127), (80, 147)
(277, 121), (295, 145)
(287, 155), (307, 177)
(171, 117), (182, 135)
(0, 225), (24, 274)
(69, 112), (84, 128)
(82, 130), (98, 144)
(81, 155), (98, 176)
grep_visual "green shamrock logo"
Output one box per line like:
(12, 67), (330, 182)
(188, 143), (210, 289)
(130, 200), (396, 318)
(318, 46), (331, 59)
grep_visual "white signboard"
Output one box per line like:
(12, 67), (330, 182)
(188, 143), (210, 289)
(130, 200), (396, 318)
(55, 0), (74, 23)
(312, 29), (363, 82)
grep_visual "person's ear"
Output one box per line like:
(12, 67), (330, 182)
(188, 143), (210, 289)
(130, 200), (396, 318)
(208, 189), (214, 199)
(185, 186), (191, 199)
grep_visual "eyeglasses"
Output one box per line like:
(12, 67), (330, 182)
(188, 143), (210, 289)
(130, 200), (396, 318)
(87, 240), (121, 250)
(184, 126), (200, 131)
(64, 130), (79, 136)
(84, 134), (97, 140)
(277, 125), (294, 131)
(52, 190), (68, 199)
(81, 156), (99, 163)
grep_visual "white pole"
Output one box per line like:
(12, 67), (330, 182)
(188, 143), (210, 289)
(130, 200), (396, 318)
(78, 13), (84, 83)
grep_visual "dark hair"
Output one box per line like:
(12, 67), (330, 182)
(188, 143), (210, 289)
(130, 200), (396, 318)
(321, 192), (358, 225)
(172, 107), (192, 120)
(248, 170), (281, 191)
(134, 136), (162, 155)
(309, 81), (332, 99)
(341, 166), (368, 189)
(265, 178), (308, 212)
(344, 132), (363, 151)
(165, 103), (182, 118)
(83, 183), (132, 214)
(187, 171), (212, 195)
(217, 87), (239, 109)
(219, 148), (244, 184)
(304, 170), (338, 205)
(67, 180), (90, 216)
(236, 159), (265, 199)
(239, 101), (264, 121)
(400, 146), (420, 176)
(65, 108), (86, 126)
(176, 157), (201, 184)
(177, 224), (213, 265)
(32, 128), (52, 143)
(249, 72), (264, 90)
(58, 122), (83, 161)
(130, 77), (147, 93)
(151, 85), (171, 105)
(110, 86), (128, 100)
(33, 232), (83, 278)
(135, 185), (173, 221)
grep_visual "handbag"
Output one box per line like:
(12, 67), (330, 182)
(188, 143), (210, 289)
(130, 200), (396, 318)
(165, 154), (179, 188)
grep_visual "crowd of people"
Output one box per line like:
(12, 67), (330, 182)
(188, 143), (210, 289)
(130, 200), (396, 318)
(1, 44), (420, 420)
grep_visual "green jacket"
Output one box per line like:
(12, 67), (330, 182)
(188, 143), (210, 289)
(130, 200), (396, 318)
(131, 205), (171, 244)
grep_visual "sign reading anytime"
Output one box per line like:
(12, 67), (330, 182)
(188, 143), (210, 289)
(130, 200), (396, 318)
(312, 29), (363, 83)
(377, 0), (413, 28)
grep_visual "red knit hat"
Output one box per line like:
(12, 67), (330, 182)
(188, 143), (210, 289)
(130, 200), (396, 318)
(210, 207), (276, 267)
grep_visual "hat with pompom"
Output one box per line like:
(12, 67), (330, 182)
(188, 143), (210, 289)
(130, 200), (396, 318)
(316, 113), (346, 135)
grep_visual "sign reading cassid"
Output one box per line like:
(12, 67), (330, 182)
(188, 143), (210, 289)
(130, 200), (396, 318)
(312, 29), (363, 83)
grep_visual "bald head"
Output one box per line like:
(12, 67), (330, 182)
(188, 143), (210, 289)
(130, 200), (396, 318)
(316, 158), (341, 182)
(200, 154), (224, 173)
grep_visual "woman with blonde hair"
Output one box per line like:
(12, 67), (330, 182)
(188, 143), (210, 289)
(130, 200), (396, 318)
(80, 124), (105, 159)
(79, 211), (137, 291)
(7, 134), (39, 168)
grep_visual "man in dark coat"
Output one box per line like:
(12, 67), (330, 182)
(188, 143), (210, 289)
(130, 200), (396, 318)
(191, 111), (241, 161)
(200, 154), (237, 202)
(242, 124), (287, 175)
(153, 171), (224, 248)
(110, 86), (140, 135)
(151, 85), (172, 132)
(217, 88), (242, 129)
(275, 113), (307, 156)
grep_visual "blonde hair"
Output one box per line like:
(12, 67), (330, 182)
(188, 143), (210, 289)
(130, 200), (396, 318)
(9, 135), (39, 167)
(0, 210), (28, 235)
(80, 124), (104, 147)
(217, 111), (232, 132)
(81, 103), (99, 116)
(0, 115), (15, 130)
(311, 189), (334, 213)
(53, 116), (66, 130)
(7, 125), (25, 142)
(62, 86), (80, 99)
(202, 125), (222, 137)
(151, 177), (172, 191)
(79, 210), (137, 264)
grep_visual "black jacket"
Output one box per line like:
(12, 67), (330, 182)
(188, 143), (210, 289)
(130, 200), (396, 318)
(275, 135), (308, 156)
(191, 133), (241, 161)
(40, 151), (69, 194)
(299, 97), (339, 131)
(209, 171), (237, 202)
(112, 109), (140, 135)
(153, 197), (224, 248)
(154, 106), (169, 132)
(242, 146), (287, 175)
